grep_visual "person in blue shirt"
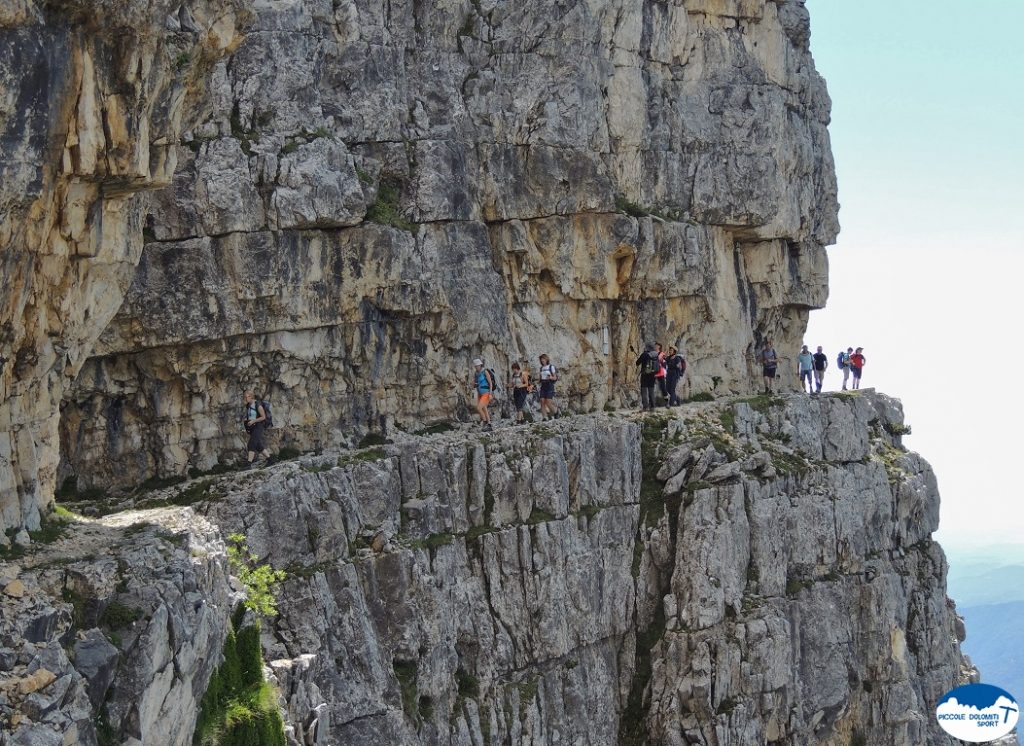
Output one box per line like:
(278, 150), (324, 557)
(797, 345), (814, 394)
(473, 358), (494, 428)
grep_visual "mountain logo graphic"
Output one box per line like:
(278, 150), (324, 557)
(935, 683), (1019, 742)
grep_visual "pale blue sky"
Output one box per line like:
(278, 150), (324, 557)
(805, 0), (1024, 547)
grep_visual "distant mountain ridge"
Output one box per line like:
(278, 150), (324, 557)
(959, 601), (1024, 708)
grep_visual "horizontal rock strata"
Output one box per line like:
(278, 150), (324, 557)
(175, 391), (967, 745)
(56, 0), (839, 492)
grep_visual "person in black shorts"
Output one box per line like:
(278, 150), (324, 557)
(538, 354), (558, 419)
(243, 390), (271, 468)
(812, 345), (828, 393)
(511, 362), (531, 423)
(636, 342), (659, 410)
(758, 339), (778, 393)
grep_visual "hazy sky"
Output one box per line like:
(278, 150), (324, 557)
(804, 0), (1024, 548)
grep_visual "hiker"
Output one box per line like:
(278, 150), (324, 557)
(850, 347), (866, 390)
(538, 354), (558, 419)
(511, 362), (531, 423)
(838, 347), (853, 390)
(797, 345), (814, 394)
(636, 342), (659, 410)
(473, 358), (495, 428)
(243, 390), (272, 469)
(812, 345), (828, 393)
(665, 345), (686, 406)
(758, 339), (778, 393)
(654, 342), (667, 400)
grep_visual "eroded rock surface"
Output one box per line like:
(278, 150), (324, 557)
(0, 509), (232, 745)
(0, 0), (247, 538)
(57, 0), (839, 492)
(179, 391), (969, 745)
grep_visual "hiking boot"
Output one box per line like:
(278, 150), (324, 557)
(246, 460), (259, 470)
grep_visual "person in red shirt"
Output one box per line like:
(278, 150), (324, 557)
(654, 342), (667, 400)
(849, 347), (866, 389)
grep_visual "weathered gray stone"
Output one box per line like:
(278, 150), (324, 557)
(72, 630), (118, 709)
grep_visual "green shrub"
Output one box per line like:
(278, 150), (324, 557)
(226, 534), (287, 618)
(193, 617), (285, 746)
(365, 181), (415, 232)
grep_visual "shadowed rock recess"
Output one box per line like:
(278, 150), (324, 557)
(0, 393), (978, 744)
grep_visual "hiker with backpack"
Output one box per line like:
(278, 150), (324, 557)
(538, 354), (558, 420)
(664, 345), (686, 406)
(511, 362), (532, 423)
(473, 358), (496, 428)
(838, 347), (853, 390)
(850, 347), (866, 389)
(758, 339), (778, 394)
(242, 390), (273, 469)
(797, 345), (814, 394)
(812, 345), (828, 393)
(636, 342), (659, 411)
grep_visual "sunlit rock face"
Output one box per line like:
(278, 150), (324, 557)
(55, 0), (838, 490)
(0, 0), (247, 537)
(199, 392), (969, 745)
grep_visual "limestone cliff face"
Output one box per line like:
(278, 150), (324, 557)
(189, 392), (964, 746)
(0, 0), (246, 539)
(1, 392), (976, 745)
(54, 0), (839, 491)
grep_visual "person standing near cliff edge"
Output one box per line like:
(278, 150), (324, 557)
(665, 345), (685, 406)
(797, 345), (814, 394)
(839, 347), (853, 390)
(636, 343), (659, 410)
(812, 345), (828, 393)
(758, 339), (778, 394)
(538, 354), (558, 420)
(242, 390), (272, 469)
(473, 358), (494, 428)
(850, 347), (866, 390)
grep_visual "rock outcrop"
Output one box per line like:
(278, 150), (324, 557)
(0, 0), (247, 539)
(54, 0), (839, 492)
(1, 392), (984, 744)
(183, 391), (965, 745)
(0, 508), (232, 745)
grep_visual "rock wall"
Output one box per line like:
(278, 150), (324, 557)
(0, 508), (232, 745)
(186, 391), (968, 746)
(56, 0), (839, 490)
(0, 0), (246, 538)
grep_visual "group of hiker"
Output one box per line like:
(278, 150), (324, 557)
(634, 342), (687, 411)
(241, 338), (869, 460)
(472, 354), (559, 430)
(471, 342), (690, 426)
(759, 338), (866, 394)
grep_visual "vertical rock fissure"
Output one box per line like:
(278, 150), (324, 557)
(618, 417), (680, 745)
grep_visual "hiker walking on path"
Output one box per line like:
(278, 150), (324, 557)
(838, 347), (853, 390)
(538, 354), (558, 420)
(473, 358), (495, 428)
(758, 339), (778, 394)
(850, 347), (866, 390)
(797, 345), (814, 394)
(511, 362), (531, 423)
(654, 343), (667, 400)
(665, 345), (686, 406)
(243, 390), (272, 469)
(636, 343), (659, 411)
(812, 346), (828, 393)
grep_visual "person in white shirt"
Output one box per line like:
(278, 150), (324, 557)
(538, 353), (559, 420)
